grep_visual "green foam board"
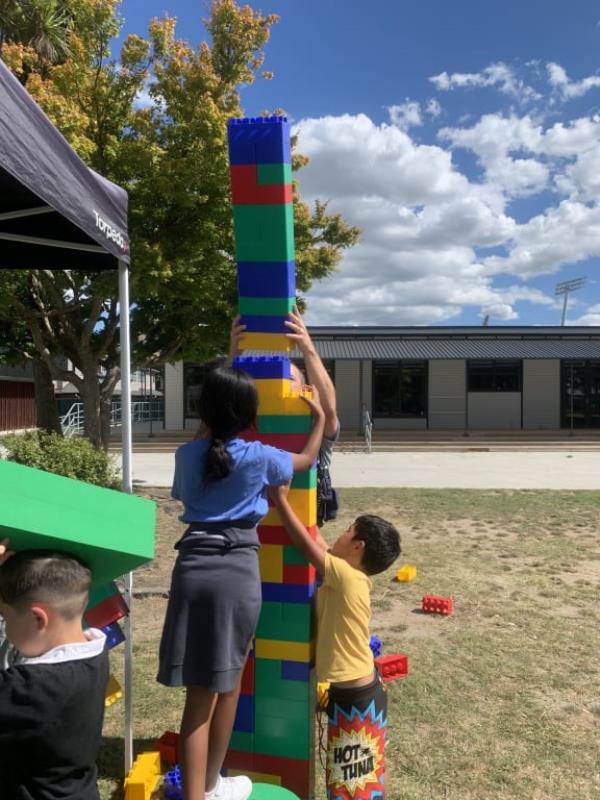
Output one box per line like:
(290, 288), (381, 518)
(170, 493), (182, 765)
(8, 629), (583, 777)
(0, 460), (155, 587)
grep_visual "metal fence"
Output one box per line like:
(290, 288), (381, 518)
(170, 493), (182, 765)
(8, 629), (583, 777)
(60, 400), (164, 437)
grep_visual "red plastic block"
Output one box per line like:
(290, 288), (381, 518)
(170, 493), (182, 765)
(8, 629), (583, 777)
(259, 525), (318, 546)
(239, 429), (308, 453)
(156, 730), (179, 765)
(283, 564), (316, 585)
(230, 165), (292, 205)
(84, 592), (128, 628)
(240, 655), (255, 695)
(375, 653), (409, 682)
(421, 595), (453, 615)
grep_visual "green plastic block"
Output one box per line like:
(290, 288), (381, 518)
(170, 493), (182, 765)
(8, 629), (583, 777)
(87, 580), (120, 610)
(257, 416), (313, 434)
(0, 460), (155, 587)
(255, 659), (308, 702)
(229, 731), (254, 753)
(233, 204), (294, 262)
(255, 694), (310, 724)
(254, 713), (310, 760)
(283, 546), (310, 566)
(239, 297), (295, 316)
(290, 469), (316, 490)
(257, 602), (312, 642)
(257, 163), (292, 185)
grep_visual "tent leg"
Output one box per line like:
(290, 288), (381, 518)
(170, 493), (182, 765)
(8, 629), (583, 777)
(119, 260), (134, 774)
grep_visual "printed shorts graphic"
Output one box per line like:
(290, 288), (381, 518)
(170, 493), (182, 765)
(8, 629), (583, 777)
(326, 697), (386, 800)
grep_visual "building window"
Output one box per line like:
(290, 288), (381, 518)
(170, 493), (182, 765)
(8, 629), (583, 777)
(467, 360), (522, 392)
(372, 361), (427, 417)
(562, 360), (600, 429)
(184, 363), (212, 418)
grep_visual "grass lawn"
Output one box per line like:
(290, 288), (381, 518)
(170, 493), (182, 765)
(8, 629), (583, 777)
(99, 488), (600, 800)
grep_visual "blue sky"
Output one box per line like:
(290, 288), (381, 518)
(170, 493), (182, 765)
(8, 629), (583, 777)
(119, 0), (600, 327)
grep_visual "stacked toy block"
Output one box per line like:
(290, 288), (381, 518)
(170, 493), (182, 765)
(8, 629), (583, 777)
(224, 117), (316, 800)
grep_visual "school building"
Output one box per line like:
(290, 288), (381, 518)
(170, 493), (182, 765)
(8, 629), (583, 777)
(162, 325), (600, 433)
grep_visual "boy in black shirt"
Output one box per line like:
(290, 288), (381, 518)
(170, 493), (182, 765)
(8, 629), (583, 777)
(0, 541), (108, 800)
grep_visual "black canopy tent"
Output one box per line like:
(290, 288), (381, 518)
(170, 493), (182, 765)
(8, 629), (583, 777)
(0, 58), (135, 770)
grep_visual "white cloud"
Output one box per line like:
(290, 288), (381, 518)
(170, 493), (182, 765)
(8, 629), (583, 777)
(480, 304), (519, 321)
(547, 62), (600, 99)
(388, 101), (422, 129)
(430, 62), (540, 103)
(425, 98), (442, 117)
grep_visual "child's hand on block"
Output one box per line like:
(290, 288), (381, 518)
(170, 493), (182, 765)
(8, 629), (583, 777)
(0, 538), (15, 566)
(300, 384), (324, 419)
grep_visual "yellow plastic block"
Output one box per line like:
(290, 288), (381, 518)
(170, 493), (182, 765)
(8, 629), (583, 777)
(258, 392), (314, 416)
(255, 378), (290, 402)
(263, 488), (316, 527)
(317, 681), (330, 710)
(259, 544), (283, 583)
(396, 565), (417, 582)
(229, 769), (281, 786)
(255, 638), (313, 663)
(105, 674), (122, 708)
(124, 752), (161, 800)
(241, 332), (292, 351)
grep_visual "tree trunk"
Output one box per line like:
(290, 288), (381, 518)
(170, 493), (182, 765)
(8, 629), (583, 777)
(100, 393), (113, 453)
(32, 358), (62, 434)
(79, 377), (104, 451)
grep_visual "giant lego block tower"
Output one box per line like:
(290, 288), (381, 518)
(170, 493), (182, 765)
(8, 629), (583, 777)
(223, 117), (316, 799)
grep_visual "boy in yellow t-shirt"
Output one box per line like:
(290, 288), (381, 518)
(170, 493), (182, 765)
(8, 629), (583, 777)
(271, 485), (401, 800)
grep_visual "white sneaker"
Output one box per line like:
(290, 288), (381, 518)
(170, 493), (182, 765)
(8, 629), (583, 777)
(205, 774), (252, 800)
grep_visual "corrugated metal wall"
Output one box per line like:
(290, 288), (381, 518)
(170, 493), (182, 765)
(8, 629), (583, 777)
(429, 360), (466, 429)
(0, 380), (36, 431)
(522, 359), (560, 429)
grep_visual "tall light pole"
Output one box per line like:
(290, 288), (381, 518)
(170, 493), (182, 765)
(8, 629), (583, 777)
(555, 277), (586, 326)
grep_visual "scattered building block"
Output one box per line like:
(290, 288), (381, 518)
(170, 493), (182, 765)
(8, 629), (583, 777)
(155, 730), (178, 765)
(369, 634), (382, 658)
(123, 751), (160, 800)
(0, 460), (155, 587)
(396, 564), (417, 582)
(422, 595), (453, 615)
(105, 674), (122, 707)
(163, 764), (182, 800)
(101, 621), (125, 650)
(84, 590), (128, 628)
(375, 653), (409, 682)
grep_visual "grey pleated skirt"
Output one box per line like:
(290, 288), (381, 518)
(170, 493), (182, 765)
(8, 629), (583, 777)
(157, 523), (261, 693)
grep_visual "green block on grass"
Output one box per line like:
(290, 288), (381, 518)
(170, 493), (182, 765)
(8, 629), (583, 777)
(254, 659), (309, 703)
(239, 297), (295, 316)
(233, 204), (294, 262)
(257, 416), (312, 434)
(257, 163), (292, 185)
(0, 460), (155, 587)
(291, 469), (316, 490)
(229, 731), (254, 753)
(256, 602), (312, 642)
(283, 546), (310, 566)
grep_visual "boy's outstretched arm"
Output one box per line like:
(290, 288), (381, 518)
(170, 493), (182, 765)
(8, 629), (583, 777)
(270, 485), (327, 574)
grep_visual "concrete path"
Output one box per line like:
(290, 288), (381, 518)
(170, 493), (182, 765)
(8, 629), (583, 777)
(118, 450), (600, 490)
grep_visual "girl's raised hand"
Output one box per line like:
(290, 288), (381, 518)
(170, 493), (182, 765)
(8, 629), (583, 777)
(0, 538), (15, 566)
(299, 384), (324, 418)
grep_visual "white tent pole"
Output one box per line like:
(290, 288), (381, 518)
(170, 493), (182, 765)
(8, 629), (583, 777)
(0, 205), (53, 221)
(0, 231), (106, 252)
(118, 259), (134, 773)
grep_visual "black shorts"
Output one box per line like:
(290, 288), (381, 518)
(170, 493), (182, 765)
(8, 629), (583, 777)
(326, 672), (388, 799)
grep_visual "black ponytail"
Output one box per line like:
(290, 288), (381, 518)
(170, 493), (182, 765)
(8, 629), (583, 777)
(199, 366), (259, 481)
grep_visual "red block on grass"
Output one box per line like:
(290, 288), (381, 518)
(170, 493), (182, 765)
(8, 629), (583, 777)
(84, 592), (128, 628)
(156, 730), (178, 765)
(230, 165), (292, 205)
(421, 595), (453, 615)
(375, 653), (408, 682)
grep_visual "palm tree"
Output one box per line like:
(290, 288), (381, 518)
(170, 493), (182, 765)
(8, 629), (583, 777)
(0, 0), (72, 80)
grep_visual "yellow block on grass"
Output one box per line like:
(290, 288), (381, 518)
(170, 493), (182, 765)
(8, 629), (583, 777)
(124, 752), (161, 800)
(105, 674), (122, 707)
(259, 544), (283, 583)
(396, 565), (417, 582)
(255, 638), (313, 663)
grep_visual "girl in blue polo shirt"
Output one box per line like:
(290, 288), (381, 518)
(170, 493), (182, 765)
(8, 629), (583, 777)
(157, 365), (324, 800)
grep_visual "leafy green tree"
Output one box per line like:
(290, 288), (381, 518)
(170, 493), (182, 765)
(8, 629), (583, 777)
(0, 0), (360, 450)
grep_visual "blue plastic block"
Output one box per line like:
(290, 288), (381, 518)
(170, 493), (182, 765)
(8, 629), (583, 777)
(281, 660), (311, 682)
(228, 116), (291, 165)
(369, 634), (382, 658)
(102, 621), (125, 650)
(238, 261), (296, 298)
(233, 356), (291, 380)
(261, 582), (315, 603)
(233, 693), (255, 733)
(164, 765), (182, 799)
(240, 315), (288, 334)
